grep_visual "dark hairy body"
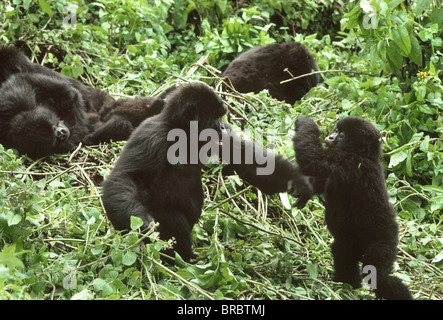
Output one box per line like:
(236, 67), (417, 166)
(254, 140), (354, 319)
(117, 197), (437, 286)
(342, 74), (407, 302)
(102, 84), (313, 261)
(222, 42), (320, 104)
(293, 116), (412, 300)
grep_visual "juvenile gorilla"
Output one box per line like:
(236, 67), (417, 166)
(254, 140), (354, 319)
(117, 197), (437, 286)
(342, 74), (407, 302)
(293, 116), (412, 300)
(102, 83), (228, 261)
(221, 42), (320, 104)
(102, 84), (313, 261)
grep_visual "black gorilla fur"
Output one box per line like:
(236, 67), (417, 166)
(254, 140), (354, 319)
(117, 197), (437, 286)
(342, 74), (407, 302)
(0, 47), (113, 157)
(0, 47), (114, 112)
(221, 42), (320, 104)
(0, 72), (95, 157)
(84, 96), (165, 144)
(0, 47), (165, 156)
(293, 116), (412, 300)
(102, 83), (313, 261)
(102, 83), (228, 261)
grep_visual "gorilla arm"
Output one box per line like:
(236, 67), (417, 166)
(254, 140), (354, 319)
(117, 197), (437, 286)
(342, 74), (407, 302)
(293, 116), (370, 186)
(221, 124), (314, 208)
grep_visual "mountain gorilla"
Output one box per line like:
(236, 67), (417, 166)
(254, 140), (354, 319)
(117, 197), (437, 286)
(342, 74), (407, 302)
(293, 116), (412, 300)
(0, 47), (165, 157)
(0, 72), (95, 157)
(0, 47), (114, 157)
(221, 42), (320, 104)
(102, 83), (228, 261)
(102, 83), (313, 262)
(0, 47), (114, 112)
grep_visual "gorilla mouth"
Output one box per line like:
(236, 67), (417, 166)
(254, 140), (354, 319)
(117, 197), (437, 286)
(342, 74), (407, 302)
(325, 141), (335, 149)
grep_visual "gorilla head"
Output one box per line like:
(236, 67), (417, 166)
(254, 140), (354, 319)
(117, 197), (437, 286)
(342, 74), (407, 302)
(324, 117), (381, 159)
(9, 107), (72, 158)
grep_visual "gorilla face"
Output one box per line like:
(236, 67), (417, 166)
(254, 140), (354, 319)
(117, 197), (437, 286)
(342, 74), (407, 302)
(325, 127), (346, 149)
(9, 107), (72, 157)
(325, 117), (381, 159)
(53, 120), (70, 141)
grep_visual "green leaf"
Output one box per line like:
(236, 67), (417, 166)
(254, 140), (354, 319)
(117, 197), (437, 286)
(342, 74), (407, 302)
(392, 26), (411, 56)
(306, 262), (318, 279)
(7, 212), (22, 226)
(387, 42), (403, 71)
(432, 250), (443, 263)
(130, 216), (144, 230)
(419, 135), (430, 152)
(389, 149), (408, 168)
(414, 0), (433, 16)
(430, 196), (443, 212)
(122, 251), (137, 266)
(409, 35), (423, 66)
(71, 289), (94, 300)
(38, 0), (53, 17)
(0, 245), (24, 268)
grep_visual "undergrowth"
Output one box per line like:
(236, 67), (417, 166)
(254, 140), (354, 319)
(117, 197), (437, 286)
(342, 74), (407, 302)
(0, 0), (442, 300)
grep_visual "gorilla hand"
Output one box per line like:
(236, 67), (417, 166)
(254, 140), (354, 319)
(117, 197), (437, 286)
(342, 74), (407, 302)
(287, 173), (314, 209)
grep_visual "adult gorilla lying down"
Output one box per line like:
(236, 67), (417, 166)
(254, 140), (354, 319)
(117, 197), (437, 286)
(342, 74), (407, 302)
(102, 83), (313, 262)
(0, 47), (164, 157)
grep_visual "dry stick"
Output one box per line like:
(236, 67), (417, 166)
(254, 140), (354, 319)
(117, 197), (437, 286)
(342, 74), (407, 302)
(217, 207), (304, 247)
(188, 59), (262, 124)
(66, 142), (84, 165)
(281, 69), (378, 84)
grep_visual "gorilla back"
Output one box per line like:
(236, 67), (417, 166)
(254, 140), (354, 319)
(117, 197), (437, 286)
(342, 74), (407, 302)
(221, 42), (320, 104)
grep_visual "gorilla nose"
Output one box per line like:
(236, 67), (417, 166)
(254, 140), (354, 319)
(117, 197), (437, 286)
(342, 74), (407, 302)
(56, 128), (68, 139)
(54, 124), (70, 140)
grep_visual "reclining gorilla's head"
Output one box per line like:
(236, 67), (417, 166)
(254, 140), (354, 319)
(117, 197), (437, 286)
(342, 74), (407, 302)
(0, 73), (86, 158)
(9, 107), (72, 158)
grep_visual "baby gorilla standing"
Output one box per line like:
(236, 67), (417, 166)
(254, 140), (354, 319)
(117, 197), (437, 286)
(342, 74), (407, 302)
(293, 116), (412, 300)
(102, 83), (227, 262)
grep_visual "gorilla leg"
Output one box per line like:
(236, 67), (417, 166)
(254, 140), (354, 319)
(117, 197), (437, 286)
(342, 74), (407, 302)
(156, 212), (193, 262)
(331, 240), (362, 288)
(102, 173), (155, 231)
(362, 242), (412, 300)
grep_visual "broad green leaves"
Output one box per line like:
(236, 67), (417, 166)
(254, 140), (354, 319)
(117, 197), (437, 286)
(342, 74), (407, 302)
(391, 25), (411, 56)
(387, 26), (423, 71)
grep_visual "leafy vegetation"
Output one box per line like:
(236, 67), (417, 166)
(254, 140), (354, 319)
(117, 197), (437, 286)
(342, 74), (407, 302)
(0, 0), (442, 300)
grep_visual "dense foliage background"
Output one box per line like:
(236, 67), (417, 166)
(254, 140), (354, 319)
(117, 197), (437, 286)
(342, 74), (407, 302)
(0, 0), (442, 300)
